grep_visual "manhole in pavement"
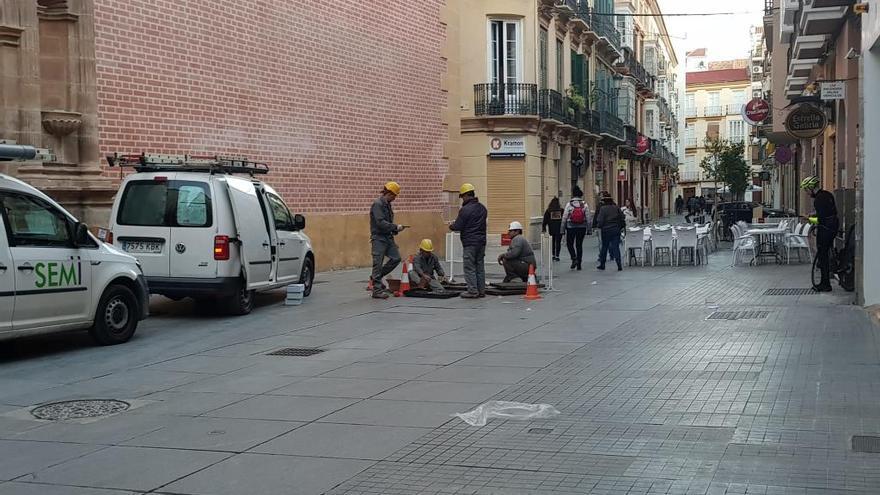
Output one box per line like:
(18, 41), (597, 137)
(31, 399), (130, 421)
(852, 435), (880, 453)
(528, 428), (554, 434)
(707, 311), (770, 321)
(266, 347), (325, 357)
(764, 288), (817, 296)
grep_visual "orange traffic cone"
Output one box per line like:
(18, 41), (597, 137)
(524, 264), (542, 300)
(397, 256), (413, 297)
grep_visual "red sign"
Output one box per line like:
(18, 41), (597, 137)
(635, 135), (649, 155)
(743, 98), (770, 125)
(618, 169), (627, 181)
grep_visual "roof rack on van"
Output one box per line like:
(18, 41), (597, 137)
(106, 153), (269, 175)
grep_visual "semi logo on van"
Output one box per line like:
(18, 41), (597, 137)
(34, 261), (82, 288)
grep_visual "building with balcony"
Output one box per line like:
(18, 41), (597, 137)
(680, 67), (756, 201)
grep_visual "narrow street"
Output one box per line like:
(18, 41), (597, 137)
(0, 238), (872, 495)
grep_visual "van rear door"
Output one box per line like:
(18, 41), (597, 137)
(114, 176), (172, 278)
(168, 180), (216, 278)
(226, 177), (273, 290)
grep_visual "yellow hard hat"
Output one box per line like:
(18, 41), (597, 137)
(419, 239), (434, 252)
(384, 181), (401, 195)
(459, 183), (475, 196)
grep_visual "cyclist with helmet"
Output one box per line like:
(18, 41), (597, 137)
(801, 176), (838, 292)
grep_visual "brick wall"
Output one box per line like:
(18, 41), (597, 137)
(93, 0), (448, 215)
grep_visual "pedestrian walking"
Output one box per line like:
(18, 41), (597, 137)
(801, 176), (838, 292)
(685, 196), (696, 223)
(370, 181), (407, 299)
(449, 183), (488, 298)
(562, 186), (591, 271)
(595, 195), (625, 271)
(542, 197), (564, 261)
(675, 195), (684, 215)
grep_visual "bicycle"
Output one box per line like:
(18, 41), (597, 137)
(811, 224), (855, 292)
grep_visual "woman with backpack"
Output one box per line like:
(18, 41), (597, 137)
(562, 186), (591, 270)
(542, 197), (564, 262)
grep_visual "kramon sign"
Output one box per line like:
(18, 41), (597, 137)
(784, 103), (828, 139)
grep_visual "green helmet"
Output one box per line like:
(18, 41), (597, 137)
(800, 176), (819, 190)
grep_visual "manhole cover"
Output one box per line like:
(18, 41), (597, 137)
(31, 399), (130, 421)
(707, 311), (770, 321)
(528, 428), (554, 434)
(852, 435), (880, 453)
(764, 288), (817, 296)
(266, 348), (324, 357)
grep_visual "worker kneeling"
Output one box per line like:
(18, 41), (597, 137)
(497, 221), (537, 283)
(409, 239), (447, 292)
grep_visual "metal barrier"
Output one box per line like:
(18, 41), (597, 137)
(540, 233), (559, 292)
(445, 232), (464, 282)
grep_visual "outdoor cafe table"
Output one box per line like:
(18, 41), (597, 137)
(745, 226), (787, 264)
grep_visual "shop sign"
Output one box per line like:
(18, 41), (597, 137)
(774, 146), (792, 164)
(784, 104), (828, 139)
(820, 81), (846, 101)
(617, 159), (628, 170)
(635, 135), (649, 155)
(742, 98), (770, 125)
(618, 169), (627, 181)
(488, 135), (526, 158)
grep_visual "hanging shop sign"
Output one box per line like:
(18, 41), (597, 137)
(635, 134), (649, 155)
(618, 169), (627, 181)
(774, 145), (792, 164)
(784, 104), (828, 139)
(820, 81), (846, 101)
(488, 136), (526, 158)
(742, 98), (770, 125)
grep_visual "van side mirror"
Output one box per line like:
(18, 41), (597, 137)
(293, 214), (305, 231)
(74, 222), (91, 246)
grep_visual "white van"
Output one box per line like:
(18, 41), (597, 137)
(0, 174), (148, 345)
(106, 154), (315, 315)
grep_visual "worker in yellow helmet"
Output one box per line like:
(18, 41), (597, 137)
(449, 183), (488, 298)
(370, 181), (407, 299)
(409, 239), (447, 292)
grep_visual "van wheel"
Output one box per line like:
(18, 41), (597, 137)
(90, 285), (139, 345)
(301, 257), (315, 297)
(227, 285), (255, 316)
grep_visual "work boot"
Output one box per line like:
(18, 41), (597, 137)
(460, 292), (480, 299)
(372, 291), (390, 299)
(596, 264), (605, 270)
(815, 284), (833, 292)
(478, 291), (486, 298)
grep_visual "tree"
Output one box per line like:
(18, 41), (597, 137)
(700, 138), (750, 201)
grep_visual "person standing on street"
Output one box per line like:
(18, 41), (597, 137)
(622, 198), (639, 228)
(370, 182), (407, 299)
(801, 176), (838, 292)
(497, 221), (537, 283)
(450, 183), (488, 298)
(595, 195), (625, 271)
(675, 195), (684, 215)
(542, 197), (564, 261)
(685, 195), (696, 223)
(562, 186), (591, 270)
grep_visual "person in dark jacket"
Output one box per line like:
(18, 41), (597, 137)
(449, 183), (488, 298)
(801, 176), (838, 291)
(370, 181), (408, 299)
(594, 195), (624, 271)
(498, 221), (537, 283)
(675, 195), (684, 215)
(542, 197), (564, 261)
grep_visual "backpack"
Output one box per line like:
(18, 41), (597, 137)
(569, 201), (587, 225)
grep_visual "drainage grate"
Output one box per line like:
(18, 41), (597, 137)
(764, 288), (817, 296)
(528, 428), (554, 434)
(852, 435), (880, 453)
(266, 348), (325, 357)
(707, 311), (770, 321)
(31, 399), (130, 421)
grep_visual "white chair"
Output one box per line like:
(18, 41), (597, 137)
(651, 228), (675, 266)
(784, 223), (813, 264)
(730, 226), (757, 266)
(624, 228), (647, 266)
(675, 227), (700, 266)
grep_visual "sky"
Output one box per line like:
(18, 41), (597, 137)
(657, 0), (766, 64)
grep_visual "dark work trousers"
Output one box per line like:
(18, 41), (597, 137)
(816, 221), (838, 286)
(598, 229), (622, 268)
(502, 258), (531, 283)
(462, 245), (486, 295)
(551, 234), (563, 259)
(566, 227), (587, 265)
(370, 237), (401, 294)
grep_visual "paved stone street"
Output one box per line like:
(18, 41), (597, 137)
(0, 238), (873, 495)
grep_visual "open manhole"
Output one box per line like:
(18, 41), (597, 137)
(707, 311), (770, 321)
(764, 288), (817, 296)
(852, 435), (880, 453)
(266, 348), (325, 357)
(31, 399), (130, 421)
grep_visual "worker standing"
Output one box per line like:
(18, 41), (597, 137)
(449, 183), (488, 298)
(370, 182), (407, 299)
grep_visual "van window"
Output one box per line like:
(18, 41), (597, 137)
(267, 194), (293, 231)
(118, 180), (212, 227)
(1, 194), (71, 247)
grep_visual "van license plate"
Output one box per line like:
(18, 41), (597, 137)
(124, 241), (163, 254)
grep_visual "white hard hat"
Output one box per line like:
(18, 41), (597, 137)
(508, 221), (524, 231)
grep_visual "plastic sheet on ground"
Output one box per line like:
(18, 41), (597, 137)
(453, 401), (561, 427)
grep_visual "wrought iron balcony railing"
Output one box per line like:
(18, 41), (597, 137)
(624, 125), (637, 149)
(705, 105), (723, 117)
(474, 83), (538, 116)
(538, 89), (566, 122)
(617, 48), (655, 93)
(589, 8), (621, 52)
(599, 111), (624, 141)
